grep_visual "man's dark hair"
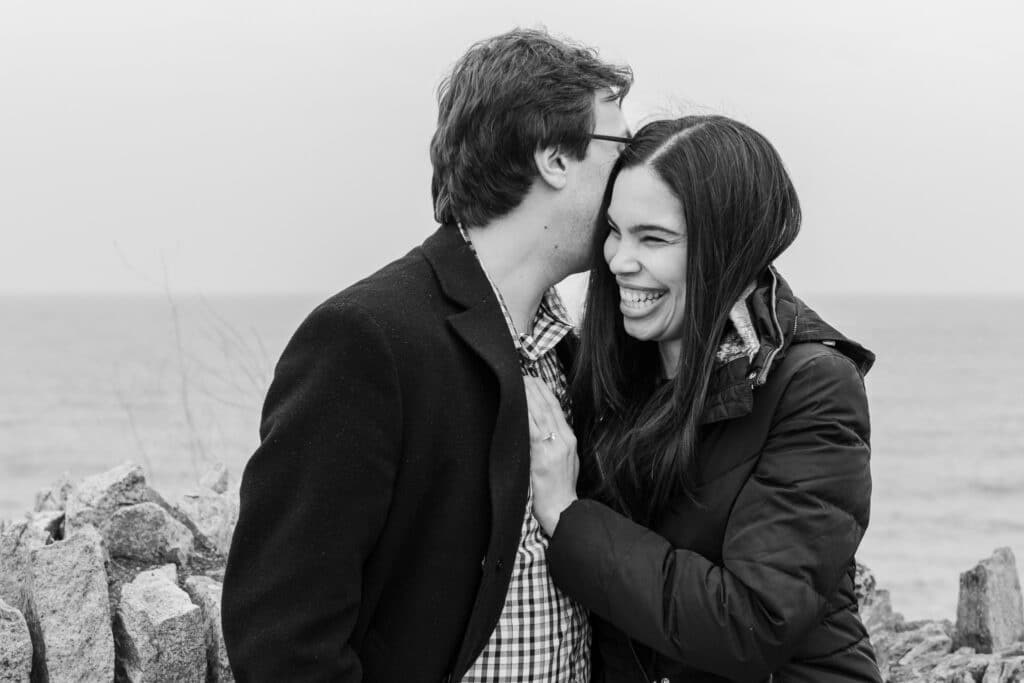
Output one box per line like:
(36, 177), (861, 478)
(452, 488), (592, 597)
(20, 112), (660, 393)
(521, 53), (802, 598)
(430, 28), (633, 227)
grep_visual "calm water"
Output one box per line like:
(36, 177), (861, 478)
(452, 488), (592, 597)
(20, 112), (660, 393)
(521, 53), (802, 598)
(1, 292), (1022, 621)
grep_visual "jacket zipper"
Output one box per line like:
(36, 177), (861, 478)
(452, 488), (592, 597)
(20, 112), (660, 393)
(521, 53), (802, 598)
(753, 267), (787, 388)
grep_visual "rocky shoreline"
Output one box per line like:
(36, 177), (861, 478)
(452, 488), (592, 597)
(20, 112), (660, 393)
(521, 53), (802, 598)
(1, 462), (1022, 682)
(858, 547), (1024, 682)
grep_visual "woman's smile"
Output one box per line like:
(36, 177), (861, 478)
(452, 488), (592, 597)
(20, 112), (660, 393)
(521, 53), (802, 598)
(618, 285), (668, 313)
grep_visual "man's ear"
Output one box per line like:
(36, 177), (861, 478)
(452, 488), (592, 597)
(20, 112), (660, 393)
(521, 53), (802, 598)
(534, 146), (569, 190)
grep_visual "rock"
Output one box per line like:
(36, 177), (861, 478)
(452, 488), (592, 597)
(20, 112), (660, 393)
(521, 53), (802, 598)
(954, 547), (1024, 653)
(998, 641), (1024, 657)
(0, 598), (32, 682)
(0, 512), (63, 612)
(880, 620), (953, 681)
(862, 586), (901, 633)
(204, 567), (226, 582)
(898, 630), (953, 666)
(64, 462), (151, 535)
(199, 462), (230, 495)
(33, 472), (73, 513)
(151, 563), (178, 584)
(175, 491), (238, 556)
(115, 567), (205, 683)
(931, 650), (995, 682)
(68, 522), (108, 555)
(184, 576), (234, 682)
(103, 502), (194, 566)
(855, 562), (906, 676)
(854, 561), (874, 603)
(28, 510), (65, 544)
(982, 656), (1024, 682)
(26, 530), (114, 682)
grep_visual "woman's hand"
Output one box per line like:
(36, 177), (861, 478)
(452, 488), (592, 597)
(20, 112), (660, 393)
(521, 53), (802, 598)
(524, 376), (579, 536)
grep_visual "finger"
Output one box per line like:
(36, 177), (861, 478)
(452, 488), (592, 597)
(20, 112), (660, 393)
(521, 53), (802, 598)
(533, 380), (575, 443)
(523, 380), (544, 439)
(524, 378), (558, 441)
(524, 378), (553, 440)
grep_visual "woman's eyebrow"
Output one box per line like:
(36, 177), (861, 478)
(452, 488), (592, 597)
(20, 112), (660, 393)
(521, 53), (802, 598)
(614, 222), (678, 236)
(607, 214), (679, 237)
(633, 224), (679, 236)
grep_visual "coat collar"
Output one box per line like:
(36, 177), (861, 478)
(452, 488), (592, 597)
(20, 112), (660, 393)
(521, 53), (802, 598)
(420, 223), (499, 310)
(701, 267), (876, 425)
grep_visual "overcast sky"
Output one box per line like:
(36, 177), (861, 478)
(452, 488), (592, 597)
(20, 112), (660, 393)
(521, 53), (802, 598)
(2, 1), (1022, 295)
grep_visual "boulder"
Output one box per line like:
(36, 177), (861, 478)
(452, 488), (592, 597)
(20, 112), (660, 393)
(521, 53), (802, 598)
(981, 656), (1024, 682)
(199, 462), (230, 495)
(28, 510), (64, 544)
(0, 598), (32, 682)
(103, 502), (194, 566)
(26, 529), (114, 682)
(115, 567), (205, 682)
(33, 472), (73, 513)
(175, 491), (237, 556)
(64, 463), (150, 535)
(150, 563), (178, 584)
(927, 649), (996, 682)
(184, 576), (234, 682)
(954, 547), (1024, 653)
(0, 511), (63, 612)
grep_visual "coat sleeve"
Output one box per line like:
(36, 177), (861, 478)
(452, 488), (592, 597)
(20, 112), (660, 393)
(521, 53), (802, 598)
(547, 352), (871, 682)
(222, 300), (402, 682)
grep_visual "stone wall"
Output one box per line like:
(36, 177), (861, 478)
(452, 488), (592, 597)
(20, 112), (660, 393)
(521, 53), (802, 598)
(0, 462), (1021, 682)
(0, 463), (236, 682)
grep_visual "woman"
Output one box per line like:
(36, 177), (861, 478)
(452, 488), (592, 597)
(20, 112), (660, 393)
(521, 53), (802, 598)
(526, 116), (881, 682)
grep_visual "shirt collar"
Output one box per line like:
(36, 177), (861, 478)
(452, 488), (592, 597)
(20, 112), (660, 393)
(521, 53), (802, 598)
(458, 224), (574, 363)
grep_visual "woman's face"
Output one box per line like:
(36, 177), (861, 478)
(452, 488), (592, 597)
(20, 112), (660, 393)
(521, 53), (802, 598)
(603, 164), (688, 344)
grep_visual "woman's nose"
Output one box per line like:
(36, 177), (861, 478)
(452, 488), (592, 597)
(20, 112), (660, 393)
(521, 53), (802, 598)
(606, 240), (640, 275)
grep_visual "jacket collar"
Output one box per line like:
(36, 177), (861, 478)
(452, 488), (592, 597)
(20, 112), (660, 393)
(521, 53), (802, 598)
(701, 267), (875, 425)
(420, 223), (498, 310)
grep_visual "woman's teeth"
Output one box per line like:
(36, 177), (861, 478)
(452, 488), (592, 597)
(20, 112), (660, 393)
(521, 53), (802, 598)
(619, 287), (666, 309)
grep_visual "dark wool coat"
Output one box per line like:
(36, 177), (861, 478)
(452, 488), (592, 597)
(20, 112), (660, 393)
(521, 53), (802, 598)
(222, 225), (576, 682)
(548, 269), (882, 683)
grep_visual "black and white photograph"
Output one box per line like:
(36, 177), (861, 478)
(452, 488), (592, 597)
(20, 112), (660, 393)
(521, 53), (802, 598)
(1, 2), (1022, 681)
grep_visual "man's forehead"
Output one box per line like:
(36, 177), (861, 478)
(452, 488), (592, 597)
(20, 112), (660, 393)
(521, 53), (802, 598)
(593, 96), (628, 134)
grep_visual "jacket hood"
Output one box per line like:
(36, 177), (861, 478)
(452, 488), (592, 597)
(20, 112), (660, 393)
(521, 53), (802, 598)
(749, 268), (875, 377)
(701, 267), (875, 425)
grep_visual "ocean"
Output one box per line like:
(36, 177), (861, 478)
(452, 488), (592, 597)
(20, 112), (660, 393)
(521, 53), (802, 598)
(1, 291), (1021, 621)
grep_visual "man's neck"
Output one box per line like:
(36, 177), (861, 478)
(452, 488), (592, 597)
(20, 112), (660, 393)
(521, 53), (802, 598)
(465, 209), (564, 334)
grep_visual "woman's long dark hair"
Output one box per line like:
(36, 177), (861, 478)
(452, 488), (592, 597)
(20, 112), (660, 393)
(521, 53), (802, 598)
(570, 115), (802, 524)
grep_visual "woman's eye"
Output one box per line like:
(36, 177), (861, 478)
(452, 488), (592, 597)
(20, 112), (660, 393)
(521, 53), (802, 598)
(641, 236), (666, 244)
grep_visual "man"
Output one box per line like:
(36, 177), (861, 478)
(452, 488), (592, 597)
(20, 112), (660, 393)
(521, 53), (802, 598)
(222, 28), (631, 682)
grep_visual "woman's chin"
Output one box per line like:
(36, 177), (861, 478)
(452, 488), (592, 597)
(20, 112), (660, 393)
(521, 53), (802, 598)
(622, 318), (657, 342)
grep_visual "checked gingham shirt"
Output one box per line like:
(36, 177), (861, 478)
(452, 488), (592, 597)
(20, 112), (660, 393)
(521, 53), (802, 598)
(460, 226), (592, 682)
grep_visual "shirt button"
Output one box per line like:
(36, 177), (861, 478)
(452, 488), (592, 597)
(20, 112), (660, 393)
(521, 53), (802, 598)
(495, 559), (504, 572)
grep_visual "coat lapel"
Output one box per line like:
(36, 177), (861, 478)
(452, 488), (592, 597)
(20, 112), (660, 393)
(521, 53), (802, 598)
(421, 225), (532, 675)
